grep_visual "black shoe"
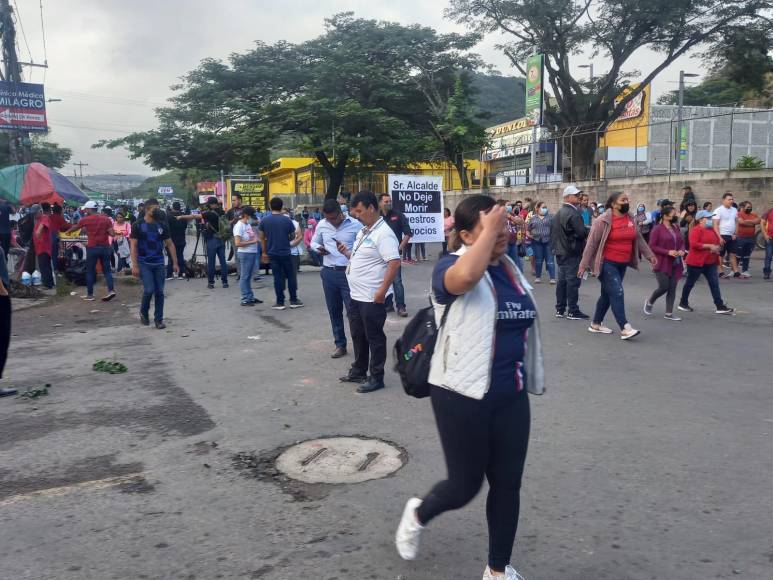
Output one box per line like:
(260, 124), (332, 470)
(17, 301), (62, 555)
(272, 303), (286, 310)
(222, 282), (229, 288)
(0, 388), (18, 398)
(241, 301), (255, 307)
(331, 347), (347, 359)
(733, 272), (741, 279)
(207, 282), (215, 289)
(567, 311), (590, 320)
(385, 302), (395, 313)
(715, 304), (734, 315)
(289, 299), (304, 309)
(677, 303), (694, 312)
(555, 310), (565, 318)
(397, 306), (408, 318)
(340, 372), (367, 384)
(155, 320), (166, 329)
(140, 314), (150, 326)
(357, 378), (385, 393)
(764, 271), (771, 280)
(249, 298), (263, 304)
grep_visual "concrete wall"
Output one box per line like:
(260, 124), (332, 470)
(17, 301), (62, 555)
(447, 169), (773, 213)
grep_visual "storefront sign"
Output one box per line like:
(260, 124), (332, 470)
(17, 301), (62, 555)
(0, 81), (47, 132)
(157, 185), (174, 196)
(229, 179), (268, 212)
(389, 175), (444, 243)
(524, 54), (544, 126)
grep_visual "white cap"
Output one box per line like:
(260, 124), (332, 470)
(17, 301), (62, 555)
(563, 185), (582, 198)
(81, 200), (98, 210)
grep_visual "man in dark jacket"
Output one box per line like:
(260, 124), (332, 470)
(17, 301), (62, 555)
(551, 185), (589, 320)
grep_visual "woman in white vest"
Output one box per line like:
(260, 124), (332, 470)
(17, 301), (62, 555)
(395, 195), (544, 580)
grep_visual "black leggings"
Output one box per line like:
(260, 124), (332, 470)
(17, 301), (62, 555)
(0, 295), (10, 380)
(649, 271), (679, 313)
(417, 385), (530, 571)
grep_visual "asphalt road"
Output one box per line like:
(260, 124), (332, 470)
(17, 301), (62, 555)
(1, 246), (772, 580)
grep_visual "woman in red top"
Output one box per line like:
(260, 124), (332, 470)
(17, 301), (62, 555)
(579, 192), (656, 340)
(678, 211), (733, 314)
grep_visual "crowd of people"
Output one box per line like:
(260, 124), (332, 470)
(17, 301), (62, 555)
(1, 183), (772, 578)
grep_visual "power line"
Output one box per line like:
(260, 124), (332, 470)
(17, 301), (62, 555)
(39, 0), (47, 82)
(10, 0), (31, 64)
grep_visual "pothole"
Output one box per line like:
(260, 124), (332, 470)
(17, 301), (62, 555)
(275, 437), (405, 484)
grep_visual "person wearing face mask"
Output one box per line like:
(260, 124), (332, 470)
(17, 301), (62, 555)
(734, 201), (760, 278)
(526, 201), (555, 284)
(643, 207), (686, 321)
(395, 195), (543, 580)
(578, 192), (657, 340)
(634, 203), (653, 243)
(232, 206), (264, 307)
(678, 211), (734, 314)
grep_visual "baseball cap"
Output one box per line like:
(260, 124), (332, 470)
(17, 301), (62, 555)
(563, 185), (582, 198)
(696, 210), (713, 220)
(81, 200), (98, 210)
(29, 203), (42, 214)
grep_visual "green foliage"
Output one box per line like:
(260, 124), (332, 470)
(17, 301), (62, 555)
(735, 155), (765, 170)
(0, 134), (72, 169)
(471, 73), (526, 125)
(95, 13), (491, 197)
(125, 169), (216, 203)
(447, 0), (770, 174)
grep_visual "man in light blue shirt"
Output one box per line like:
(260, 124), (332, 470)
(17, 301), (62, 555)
(311, 198), (363, 358)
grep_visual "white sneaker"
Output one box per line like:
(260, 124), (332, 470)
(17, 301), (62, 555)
(741, 271), (751, 278)
(620, 323), (641, 340)
(482, 565), (526, 579)
(588, 324), (613, 334)
(395, 497), (424, 560)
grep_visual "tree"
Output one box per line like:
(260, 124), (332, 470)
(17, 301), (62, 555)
(0, 134), (72, 169)
(659, 23), (773, 105)
(435, 74), (490, 188)
(447, 0), (771, 177)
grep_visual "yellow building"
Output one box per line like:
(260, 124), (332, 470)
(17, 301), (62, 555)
(599, 84), (651, 178)
(262, 157), (484, 197)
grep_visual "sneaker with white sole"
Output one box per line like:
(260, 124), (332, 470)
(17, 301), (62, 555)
(395, 497), (424, 560)
(482, 565), (526, 579)
(588, 324), (613, 334)
(664, 313), (682, 321)
(677, 303), (694, 312)
(643, 301), (654, 316)
(715, 304), (734, 315)
(620, 323), (640, 340)
(533, 278), (541, 283)
(741, 271), (751, 278)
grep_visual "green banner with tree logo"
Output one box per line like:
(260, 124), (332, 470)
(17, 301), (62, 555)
(525, 54), (544, 126)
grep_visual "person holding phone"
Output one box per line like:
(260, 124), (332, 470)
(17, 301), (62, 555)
(337, 191), (401, 393)
(311, 199), (363, 359)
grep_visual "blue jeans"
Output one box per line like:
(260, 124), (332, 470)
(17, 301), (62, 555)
(593, 260), (628, 329)
(321, 267), (353, 348)
(139, 262), (166, 322)
(238, 252), (258, 302)
(680, 264), (724, 308)
(734, 236), (754, 272)
(532, 240), (555, 279)
(86, 246), (114, 297)
(269, 255), (297, 304)
(206, 237), (227, 284)
(391, 265), (406, 308)
(167, 242), (186, 278)
(764, 239), (773, 275)
(507, 242), (524, 272)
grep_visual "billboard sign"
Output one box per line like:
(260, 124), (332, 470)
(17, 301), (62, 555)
(524, 54), (544, 127)
(228, 179), (268, 212)
(157, 185), (174, 196)
(0, 81), (48, 132)
(388, 175), (444, 243)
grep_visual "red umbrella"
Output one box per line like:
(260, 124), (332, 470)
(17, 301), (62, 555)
(0, 162), (90, 206)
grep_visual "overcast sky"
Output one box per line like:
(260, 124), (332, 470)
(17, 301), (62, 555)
(15, 0), (704, 176)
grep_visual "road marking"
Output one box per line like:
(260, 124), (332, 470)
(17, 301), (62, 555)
(0, 473), (145, 507)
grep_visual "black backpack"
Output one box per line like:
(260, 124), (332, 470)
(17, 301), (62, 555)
(393, 298), (452, 398)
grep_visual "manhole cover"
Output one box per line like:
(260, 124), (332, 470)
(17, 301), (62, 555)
(275, 437), (404, 484)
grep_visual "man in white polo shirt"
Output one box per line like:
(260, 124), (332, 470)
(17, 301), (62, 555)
(713, 192), (740, 279)
(337, 190), (401, 394)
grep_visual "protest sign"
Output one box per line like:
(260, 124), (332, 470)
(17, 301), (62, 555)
(388, 175), (444, 243)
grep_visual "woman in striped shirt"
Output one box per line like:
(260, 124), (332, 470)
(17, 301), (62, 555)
(527, 201), (556, 284)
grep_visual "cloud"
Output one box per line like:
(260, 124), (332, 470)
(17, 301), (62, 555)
(16, 0), (704, 175)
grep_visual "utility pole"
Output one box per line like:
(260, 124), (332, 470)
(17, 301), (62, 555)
(676, 70), (699, 174)
(0, 0), (32, 165)
(72, 161), (89, 187)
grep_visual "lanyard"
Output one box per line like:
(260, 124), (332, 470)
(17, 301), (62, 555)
(350, 217), (384, 259)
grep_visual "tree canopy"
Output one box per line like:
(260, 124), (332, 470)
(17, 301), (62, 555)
(447, 0), (771, 175)
(0, 134), (72, 169)
(96, 13), (492, 197)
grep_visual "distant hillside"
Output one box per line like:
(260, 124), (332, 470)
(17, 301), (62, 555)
(471, 73), (526, 127)
(80, 174), (148, 195)
(126, 170), (219, 200)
